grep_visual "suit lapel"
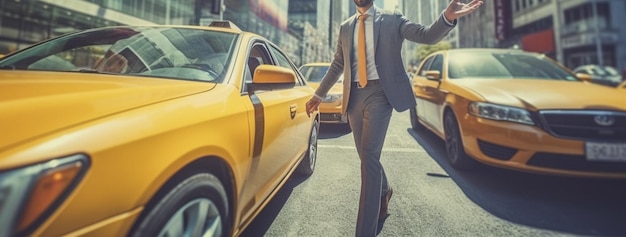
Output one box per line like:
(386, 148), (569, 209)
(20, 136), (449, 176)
(347, 15), (356, 52)
(346, 15), (358, 71)
(342, 15), (357, 89)
(373, 7), (382, 55)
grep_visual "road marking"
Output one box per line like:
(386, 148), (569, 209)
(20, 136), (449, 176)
(318, 144), (426, 153)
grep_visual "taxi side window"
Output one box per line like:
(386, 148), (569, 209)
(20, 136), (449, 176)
(243, 43), (269, 93)
(418, 56), (435, 76)
(268, 44), (305, 86)
(247, 43), (272, 81)
(430, 55), (443, 73)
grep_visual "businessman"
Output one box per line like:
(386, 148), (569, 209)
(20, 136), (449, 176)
(305, 0), (483, 236)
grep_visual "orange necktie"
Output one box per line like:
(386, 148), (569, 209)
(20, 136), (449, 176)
(358, 14), (368, 88)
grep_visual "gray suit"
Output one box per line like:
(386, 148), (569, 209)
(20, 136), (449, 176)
(314, 6), (455, 237)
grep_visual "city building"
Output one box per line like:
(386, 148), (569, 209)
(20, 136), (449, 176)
(0, 0), (303, 65)
(0, 0), (150, 54)
(457, 0), (499, 49)
(400, 0), (460, 68)
(287, 0), (335, 66)
(329, 0), (350, 61)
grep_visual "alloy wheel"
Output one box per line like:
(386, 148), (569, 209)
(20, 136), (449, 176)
(157, 198), (222, 237)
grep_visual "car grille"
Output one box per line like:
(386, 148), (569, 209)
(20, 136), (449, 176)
(477, 139), (517, 160)
(528, 152), (626, 173)
(538, 110), (626, 141)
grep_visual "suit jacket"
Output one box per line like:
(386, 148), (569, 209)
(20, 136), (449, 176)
(315, 7), (455, 114)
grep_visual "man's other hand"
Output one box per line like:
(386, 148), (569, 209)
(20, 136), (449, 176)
(444, 0), (484, 22)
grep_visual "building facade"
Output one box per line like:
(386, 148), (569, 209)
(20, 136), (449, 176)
(457, 0), (626, 71)
(0, 0), (306, 65)
(401, 0), (460, 68)
(287, 0), (335, 65)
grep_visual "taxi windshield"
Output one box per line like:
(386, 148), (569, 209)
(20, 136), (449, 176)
(448, 51), (577, 81)
(300, 65), (329, 82)
(0, 26), (237, 82)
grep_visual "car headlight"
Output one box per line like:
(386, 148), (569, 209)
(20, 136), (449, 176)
(469, 102), (534, 125)
(0, 154), (89, 236)
(322, 94), (342, 103)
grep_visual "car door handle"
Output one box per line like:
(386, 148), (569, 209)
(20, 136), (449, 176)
(290, 104), (297, 119)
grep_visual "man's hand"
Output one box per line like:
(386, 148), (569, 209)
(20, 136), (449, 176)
(306, 96), (322, 117)
(444, 0), (483, 22)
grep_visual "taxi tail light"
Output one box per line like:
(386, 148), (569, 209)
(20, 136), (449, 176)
(17, 161), (83, 233)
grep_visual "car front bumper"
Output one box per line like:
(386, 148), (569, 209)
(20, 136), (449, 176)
(460, 114), (626, 178)
(33, 207), (142, 236)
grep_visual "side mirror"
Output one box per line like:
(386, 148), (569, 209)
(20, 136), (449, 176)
(248, 65), (296, 92)
(424, 70), (442, 81)
(575, 73), (593, 82)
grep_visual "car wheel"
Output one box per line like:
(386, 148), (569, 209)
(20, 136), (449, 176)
(130, 173), (229, 237)
(443, 111), (478, 170)
(297, 119), (319, 176)
(409, 106), (424, 131)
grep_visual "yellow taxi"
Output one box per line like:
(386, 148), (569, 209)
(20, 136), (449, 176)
(0, 21), (319, 236)
(619, 80), (626, 90)
(299, 62), (348, 125)
(410, 48), (626, 178)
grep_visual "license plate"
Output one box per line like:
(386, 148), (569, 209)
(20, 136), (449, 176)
(585, 142), (626, 162)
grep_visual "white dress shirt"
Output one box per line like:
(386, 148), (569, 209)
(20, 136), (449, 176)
(351, 5), (455, 83)
(352, 6), (380, 82)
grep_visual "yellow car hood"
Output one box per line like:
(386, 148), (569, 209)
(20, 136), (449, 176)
(454, 79), (626, 111)
(0, 71), (214, 151)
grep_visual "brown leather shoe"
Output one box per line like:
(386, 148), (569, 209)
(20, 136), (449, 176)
(379, 186), (393, 220)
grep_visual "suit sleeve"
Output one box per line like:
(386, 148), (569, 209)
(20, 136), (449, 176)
(399, 12), (456, 44)
(314, 24), (345, 98)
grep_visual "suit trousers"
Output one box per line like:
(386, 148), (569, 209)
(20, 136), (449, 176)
(347, 80), (392, 237)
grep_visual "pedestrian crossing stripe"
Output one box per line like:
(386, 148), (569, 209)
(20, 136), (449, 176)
(318, 145), (426, 153)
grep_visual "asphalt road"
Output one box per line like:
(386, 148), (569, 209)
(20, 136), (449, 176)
(241, 110), (626, 237)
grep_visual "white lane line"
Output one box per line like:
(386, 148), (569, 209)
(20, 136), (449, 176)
(318, 145), (426, 153)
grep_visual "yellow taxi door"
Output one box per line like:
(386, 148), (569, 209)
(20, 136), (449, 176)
(266, 44), (313, 164)
(236, 42), (301, 224)
(414, 54), (446, 132)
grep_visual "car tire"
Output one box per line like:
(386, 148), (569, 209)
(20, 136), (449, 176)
(409, 106), (424, 131)
(130, 173), (229, 237)
(297, 119), (319, 176)
(443, 111), (479, 170)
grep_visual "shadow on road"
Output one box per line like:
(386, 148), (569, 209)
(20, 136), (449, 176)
(407, 127), (626, 236)
(240, 123), (350, 236)
(239, 174), (310, 237)
(318, 123), (352, 139)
